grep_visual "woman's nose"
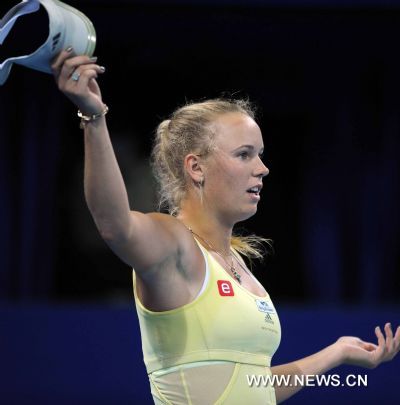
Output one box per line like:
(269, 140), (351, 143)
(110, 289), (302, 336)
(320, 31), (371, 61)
(254, 157), (269, 177)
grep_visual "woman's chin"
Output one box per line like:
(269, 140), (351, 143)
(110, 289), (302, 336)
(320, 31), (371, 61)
(236, 205), (258, 222)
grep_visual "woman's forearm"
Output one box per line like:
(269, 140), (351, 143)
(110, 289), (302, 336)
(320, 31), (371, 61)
(271, 343), (343, 403)
(83, 116), (132, 240)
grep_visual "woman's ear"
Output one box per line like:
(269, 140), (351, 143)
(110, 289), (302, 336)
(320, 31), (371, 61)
(184, 153), (204, 186)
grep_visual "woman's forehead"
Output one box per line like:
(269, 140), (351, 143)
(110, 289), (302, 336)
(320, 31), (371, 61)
(212, 113), (264, 149)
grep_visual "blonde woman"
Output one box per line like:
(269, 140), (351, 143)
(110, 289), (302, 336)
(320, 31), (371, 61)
(52, 49), (400, 404)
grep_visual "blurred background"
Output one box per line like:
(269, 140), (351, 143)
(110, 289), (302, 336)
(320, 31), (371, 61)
(0, 0), (399, 403)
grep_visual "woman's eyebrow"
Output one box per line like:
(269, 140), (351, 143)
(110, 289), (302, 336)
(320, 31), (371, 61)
(233, 144), (255, 151)
(232, 145), (264, 153)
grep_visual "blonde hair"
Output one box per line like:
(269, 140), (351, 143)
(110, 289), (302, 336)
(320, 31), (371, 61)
(151, 98), (272, 262)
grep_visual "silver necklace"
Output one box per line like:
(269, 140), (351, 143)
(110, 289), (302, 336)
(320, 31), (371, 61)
(188, 228), (248, 284)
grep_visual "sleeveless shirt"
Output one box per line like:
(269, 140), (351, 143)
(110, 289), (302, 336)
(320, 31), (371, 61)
(132, 240), (281, 375)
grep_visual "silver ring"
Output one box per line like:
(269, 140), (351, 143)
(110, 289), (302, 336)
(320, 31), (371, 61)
(71, 70), (80, 81)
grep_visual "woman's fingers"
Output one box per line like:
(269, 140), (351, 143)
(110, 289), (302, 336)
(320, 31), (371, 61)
(59, 58), (98, 87)
(68, 64), (105, 103)
(70, 64), (105, 82)
(373, 323), (400, 364)
(50, 46), (74, 75)
(394, 326), (400, 352)
(389, 324), (400, 359)
(51, 47), (103, 86)
(384, 323), (394, 353)
(50, 48), (106, 117)
(68, 64), (105, 85)
(53, 53), (105, 110)
(75, 69), (102, 98)
(375, 325), (385, 346)
(372, 326), (386, 365)
(337, 326), (400, 369)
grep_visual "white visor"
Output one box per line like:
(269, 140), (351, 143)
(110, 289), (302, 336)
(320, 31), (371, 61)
(0, 0), (96, 85)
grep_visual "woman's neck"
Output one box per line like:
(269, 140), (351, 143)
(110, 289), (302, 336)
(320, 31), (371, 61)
(177, 207), (233, 256)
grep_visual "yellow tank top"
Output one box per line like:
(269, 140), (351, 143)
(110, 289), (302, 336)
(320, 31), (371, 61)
(132, 240), (281, 375)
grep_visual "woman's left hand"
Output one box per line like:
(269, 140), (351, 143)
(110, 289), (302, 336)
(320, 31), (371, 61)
(336, 323), (400, 369)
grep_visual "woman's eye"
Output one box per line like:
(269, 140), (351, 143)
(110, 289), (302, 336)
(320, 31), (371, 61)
(238, 152), (249, 159)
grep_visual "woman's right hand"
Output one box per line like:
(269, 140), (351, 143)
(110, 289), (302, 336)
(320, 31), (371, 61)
(51, 47), (106, 116)
(336, 323), (400, 369)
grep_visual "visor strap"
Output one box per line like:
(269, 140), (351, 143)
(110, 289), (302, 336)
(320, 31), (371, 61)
(77, 105), (109, 129)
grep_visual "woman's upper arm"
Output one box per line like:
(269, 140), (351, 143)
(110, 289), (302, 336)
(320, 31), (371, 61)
(101, 211), (187, 272)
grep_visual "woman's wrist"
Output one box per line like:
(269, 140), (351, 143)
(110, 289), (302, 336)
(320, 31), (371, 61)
(78, 104), (109, 129)
(327, 341), (346, 368)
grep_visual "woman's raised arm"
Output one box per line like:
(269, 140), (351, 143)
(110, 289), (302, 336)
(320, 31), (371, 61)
(51, 49), (187, 272)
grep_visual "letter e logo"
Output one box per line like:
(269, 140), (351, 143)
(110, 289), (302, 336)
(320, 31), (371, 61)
(217, 280), (234, 296)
